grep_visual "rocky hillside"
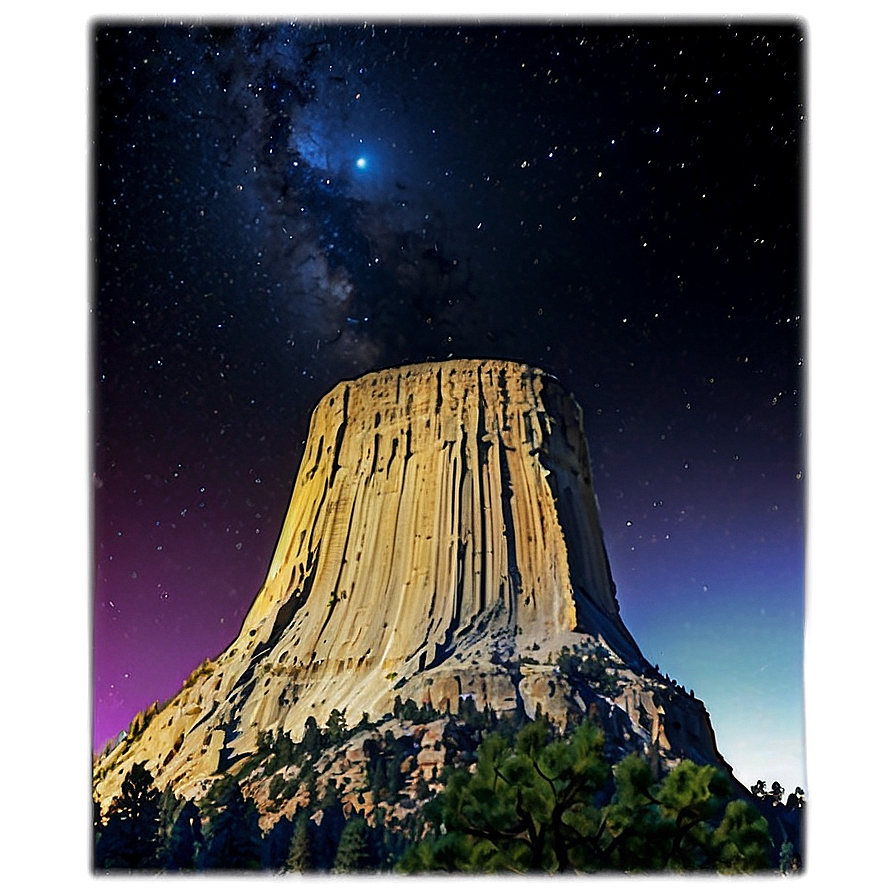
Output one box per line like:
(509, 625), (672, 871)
(93, 359), (733, 819)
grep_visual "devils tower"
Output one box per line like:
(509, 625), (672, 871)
(93, 359), (729, 814)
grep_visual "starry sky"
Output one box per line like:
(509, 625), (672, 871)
(92, 21), (805, 793)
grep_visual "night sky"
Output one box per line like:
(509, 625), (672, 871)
(91, 21), (805, 793)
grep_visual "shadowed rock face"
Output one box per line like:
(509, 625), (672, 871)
(94, 360), (729, 809)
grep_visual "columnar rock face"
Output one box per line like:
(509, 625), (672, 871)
(94, 360), (729, 810)
(243, 359), (643, 698)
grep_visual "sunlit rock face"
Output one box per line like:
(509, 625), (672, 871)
(238, 359), (645, 714)
(94, 360), (729, 809)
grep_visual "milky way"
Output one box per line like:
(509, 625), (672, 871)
(93, 22), (805, 792)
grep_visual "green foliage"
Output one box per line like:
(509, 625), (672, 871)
(95, 707), (785, 874)
(253, 715), (356, 805)
(414, 772), (432, 801)
(751, 778), (786, 806)
(268, 770), (303, 802)
(333, 816), (371, 872)
(606, 755), (772, 872)
(325, 708), (347, 743)
(399, 719), (775, 874)
(156, 782), (182, 830)
(400, 718), (610, 872)
(600, 757), (732, 871)
(279, 734), (305, 777)
(393, 694), (440, 723)
(162, 800), (204, 870)
(302, 715), (324, 754)
(778, 838), (799, 874)
(199, 780), (264, 870)
(95, 762), (164, 869)
(556, 645), (620, 696)
(456, 695), (491, 728)
(362, 727), (422, 804)
(712, 799), (776, 872)
(286, 810), (314, 871)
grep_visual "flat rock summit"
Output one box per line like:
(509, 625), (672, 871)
(94, 359), (730, 812)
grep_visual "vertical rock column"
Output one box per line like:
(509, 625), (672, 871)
(230, 359), (642, 734)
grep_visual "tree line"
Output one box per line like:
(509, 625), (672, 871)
(93, 759), (409, 872)
(93, 712), (803, 873)
(398, 717), (802, 872)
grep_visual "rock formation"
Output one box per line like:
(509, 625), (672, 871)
(93, 359), (730, 813)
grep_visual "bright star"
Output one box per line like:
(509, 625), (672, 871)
(355, 157), (367, 170)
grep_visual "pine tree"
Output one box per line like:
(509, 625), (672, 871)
(200, 781), (263, 870)
(368, 753), (387, 801)
(333, 816), (370, 872)
(301, 715), (323, 756)
(285, 810), (314, 871)
(712, 799), (775, 872)
(385, 751), (405, 801)
(400, 718), (609, 872)
(398, 718), (775, 874)
(273, 729), (297, 767)
(95, 762), (163, 869)
(325, 707), (347, 744)
(93, 797), (103, 855)
(157, 783), (181, 832)
(163, 800), (203, 870)
(414, 771), (432, 801)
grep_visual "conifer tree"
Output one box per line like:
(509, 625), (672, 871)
(157, 783), (181, 832)
(368, 752), (388, 801)
(751, 779), (768, 800)
(400, 718), (608, 872)
(199, 781), (263, 870)
(333, 816), (370, 872)
(711, 799), (776, 872)
(398, 718), (775, 874)
(93, 797), (104, 854)
(285, 810), (314, 871)
(271, 729), (298, 768)
(302, 715), (323, 756)
(325, 707), (347, 743)
(163, 800), (203, 870)
(95, 762), (163, 869)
